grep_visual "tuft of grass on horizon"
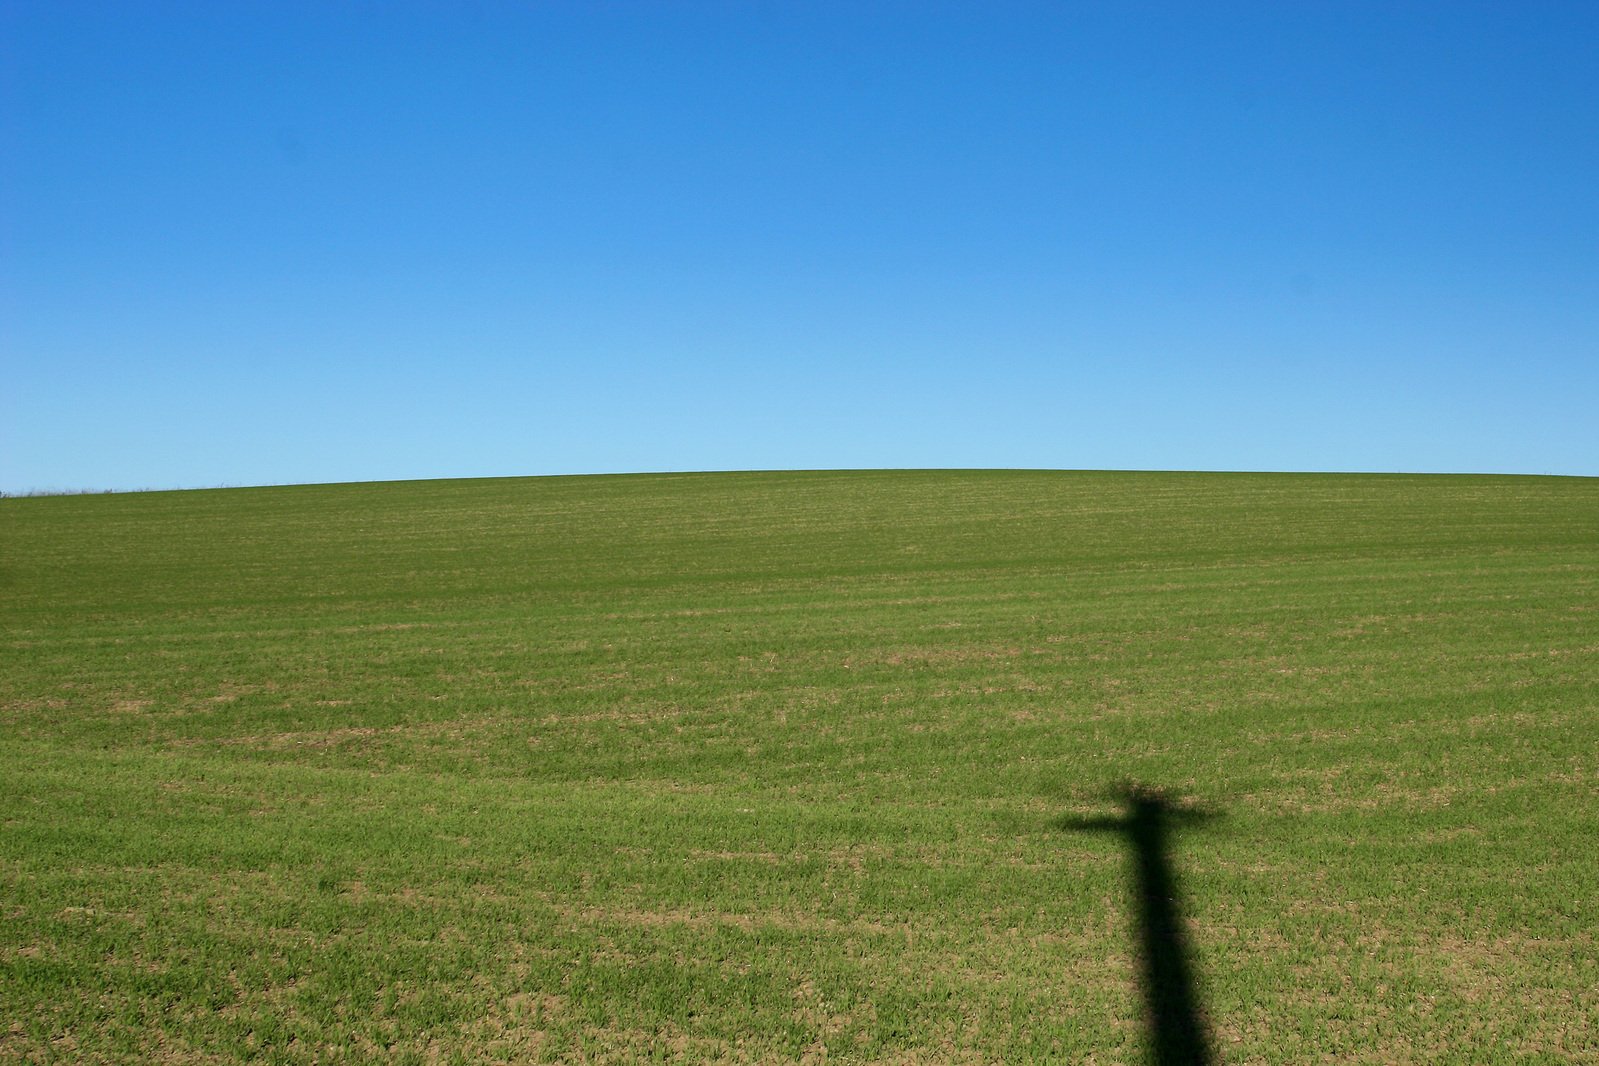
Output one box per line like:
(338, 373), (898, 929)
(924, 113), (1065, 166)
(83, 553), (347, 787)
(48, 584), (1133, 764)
(3, 469), (1596, 1063)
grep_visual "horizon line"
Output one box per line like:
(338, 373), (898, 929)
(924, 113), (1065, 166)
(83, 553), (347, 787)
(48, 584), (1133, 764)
(5, 464), (1595, 498)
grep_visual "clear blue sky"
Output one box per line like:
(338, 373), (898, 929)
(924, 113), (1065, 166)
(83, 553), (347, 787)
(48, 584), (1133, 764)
(4, 2), (1596, 492)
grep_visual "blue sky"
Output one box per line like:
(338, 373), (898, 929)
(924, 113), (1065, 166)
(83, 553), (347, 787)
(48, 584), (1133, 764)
(4, 1), (1596, 491)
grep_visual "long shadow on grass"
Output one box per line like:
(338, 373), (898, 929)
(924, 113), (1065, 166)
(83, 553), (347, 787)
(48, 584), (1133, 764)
(1060, 784), (1218, 1066)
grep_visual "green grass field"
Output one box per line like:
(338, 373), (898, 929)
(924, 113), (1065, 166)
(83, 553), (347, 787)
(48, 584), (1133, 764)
(3, 469), (1596, 1063)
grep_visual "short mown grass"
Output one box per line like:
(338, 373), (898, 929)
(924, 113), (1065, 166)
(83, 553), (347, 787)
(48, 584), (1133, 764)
(2, 469), (1596, 1062)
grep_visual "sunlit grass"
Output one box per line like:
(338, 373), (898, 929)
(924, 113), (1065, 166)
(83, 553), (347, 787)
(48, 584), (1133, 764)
(3, 470), (1596, 1062)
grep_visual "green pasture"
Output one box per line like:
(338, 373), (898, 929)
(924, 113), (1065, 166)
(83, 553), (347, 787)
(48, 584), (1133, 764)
(2, 470), (1595, 1062)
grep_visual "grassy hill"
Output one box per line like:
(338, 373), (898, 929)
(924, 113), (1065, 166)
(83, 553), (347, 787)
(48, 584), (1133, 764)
(3, 469), (1595, 1063)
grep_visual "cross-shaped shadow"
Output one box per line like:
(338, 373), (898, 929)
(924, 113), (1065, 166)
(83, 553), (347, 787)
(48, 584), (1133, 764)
(1060, 784), (1219, 1066)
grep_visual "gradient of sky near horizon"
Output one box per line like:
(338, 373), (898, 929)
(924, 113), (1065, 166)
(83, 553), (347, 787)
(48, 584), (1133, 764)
(4, 1), (1597, 492)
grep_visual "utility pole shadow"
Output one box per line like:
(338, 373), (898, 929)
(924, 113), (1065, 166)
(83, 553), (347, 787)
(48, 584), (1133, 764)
(1060, 784), (1219, 1066)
